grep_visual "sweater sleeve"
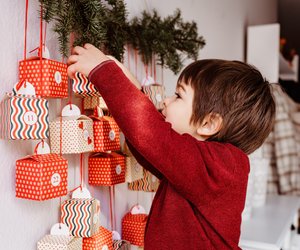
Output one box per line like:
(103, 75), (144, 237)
(89, 61), (249, 206)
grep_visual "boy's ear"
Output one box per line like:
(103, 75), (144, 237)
(196, 113), (223, 137)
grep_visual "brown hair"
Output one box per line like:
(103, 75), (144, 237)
(178, 59), (275, 154)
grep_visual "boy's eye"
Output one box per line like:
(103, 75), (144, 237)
(175, 92), (181, 99)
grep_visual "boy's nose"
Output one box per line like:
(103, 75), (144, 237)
(163, 96), (171, 107)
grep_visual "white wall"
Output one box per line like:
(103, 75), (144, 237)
(0, 0), (277, 249)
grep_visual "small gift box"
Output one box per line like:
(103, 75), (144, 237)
(37, 235), (82, 250)
(61, 197), (100, 237)
(122, 205), (148, 247)
(19, 46), (68, 98)
(72, 72), (100, 97)
(92, 107), (120, 152)
(0, 81), (49, 140)
(37, 223), (82, 250)
(141, 76), (165, 110)
(89, 152), (126, 186)
(83, 96), (108, 110)
(16, 153), (68, 201)
(50, 104), (94, 154)
(83, 226), (113, 250)
(128, 169), (159, 192)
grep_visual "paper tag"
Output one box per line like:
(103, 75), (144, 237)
(93, 213), (99, 225)
(83, 129), (89, 141)
(142, 76), (155, 86)
(102, 246), (109, 250)
(151, 175), (157, 183)
(131, 204), (146, 215)
(23, 111), (38, 125)
(50, 223), (70, 236)
(115, 165), (122, 175)
(51, 173), (61, 187)
(35, 141), (51, 154)
(14, 81), (36, 96)
(109, 130), (116, 141)
(62, 104), (81, 117)
(72, 186), (91, 199)
(54, 71), (62, 84)
(155, 93), (162, 102)
(112, 231), (121, 241)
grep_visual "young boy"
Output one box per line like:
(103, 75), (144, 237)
(67, 44), (275, 249)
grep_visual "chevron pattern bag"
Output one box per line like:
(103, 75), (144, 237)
(128, 169), (159, 192)
(142, 83), (165, 110)
(0, 81), (49, 140)
(72, 72), (101, 97)
(61, 198), (100, 238)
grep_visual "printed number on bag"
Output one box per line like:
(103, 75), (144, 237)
(115, 165), (122, 175)
(51, 173), (61, 187)
(23, 111), (37, 125)
(54, 71), (62, 84)
(109, 130), (116, 141)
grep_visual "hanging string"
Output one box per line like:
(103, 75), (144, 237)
(109, 186), (114, 230)
(24, 0), (29, 60)
(80, 153), (84, 190)
(134, 50), (138, 79)
(127, 45), (131, 71)
(161, 65), (164, 86)
(59, 197), (62, 229)
(59, 99), (63, 156)
(153, 55), (157, 83)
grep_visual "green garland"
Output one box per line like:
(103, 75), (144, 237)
(39, 0), (205, 74)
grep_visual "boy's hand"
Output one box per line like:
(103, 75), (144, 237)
(67, 44), (110, 79)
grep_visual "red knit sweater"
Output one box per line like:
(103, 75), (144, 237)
(89, 61), (249, 250)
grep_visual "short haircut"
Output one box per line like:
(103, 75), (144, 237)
(178, 59), (275, 154)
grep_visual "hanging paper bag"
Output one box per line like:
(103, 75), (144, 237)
(83, 226), (113, 250)
(83, 96), (108, 110)
(37, 223), (82, 250)
(92, 107), (120, 152)
(72, 72), (101, 97)
(122, 205), (148, 247)
(49, 104), (94, 154)
(128, 169), (159, 192)
(0, 81), (49, 140)
(89, 152), (126, 186)
(16, 141), (68, 201)
(19, 1), (68, 98)
(61, 188), (101, 238)
(141, 76), (165, 110)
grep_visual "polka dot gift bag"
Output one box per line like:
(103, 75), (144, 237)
(61, 187), (101, 238)
(83, 226), (113, 250)
(122, 205), (148, 247)
(37, 223), (82, 250)
(19, 2), (68, 98)
(49, 104), (94, 154)
(91, 107), (120, 152)
(88, 152), (126, 186)
(0, 81), (49, 140)
(15, 141), (68, 201)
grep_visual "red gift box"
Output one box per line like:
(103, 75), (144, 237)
(19, 59), (68, 98)
(92, 115), (120, 152)
(16, 153), (68, 201)
(122, 212), (148, 247)
(83, 226), (113, 250)
(89, 152), (125, 186)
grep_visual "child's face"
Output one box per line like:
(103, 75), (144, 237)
(162, 82), (203, 140)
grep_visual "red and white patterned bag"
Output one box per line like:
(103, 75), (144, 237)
(83, 226), (113, 250)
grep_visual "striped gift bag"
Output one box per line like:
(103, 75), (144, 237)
(0, 83), (49, 140)
(61, 198), (100, 237)
(72, 72), (100, 97)
(37, 235), (82, 250)
(128, 169), (159, 192)
(83, 226), (113, 250)
(142, 83), (165, 110)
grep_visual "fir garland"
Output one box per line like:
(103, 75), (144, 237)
(39, 0), (205, 74)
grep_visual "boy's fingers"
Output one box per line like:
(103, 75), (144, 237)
(83, 43), (93, 49)
(67, 64), (77, 79)
(67, 55), (79, 65)
(72, 46), (85, 55)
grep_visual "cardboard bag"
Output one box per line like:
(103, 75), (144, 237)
(89, 152), (126, 186)
(72, 72), (100, 97)
(61, 198), (100, 238)
(16, 153), (68, 201)
(83, 226), (113, 250)
(0, 81), (49, 140)
(128, 169), (159, 192)
(83, 96), (108, 110)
